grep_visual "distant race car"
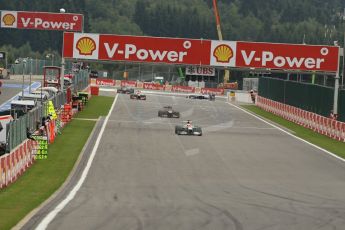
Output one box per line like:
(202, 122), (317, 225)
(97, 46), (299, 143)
(158, 106), (180, 118)
(130, 91), (146, 100)
(187, 94), (215, 101)
(175, 120), (202, 136)
(117, 87), (135, 94)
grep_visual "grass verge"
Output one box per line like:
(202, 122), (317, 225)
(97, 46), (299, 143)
(75, 96), (114, 119)
(0, 96), (114, 230)
(242, 105), (345, 159)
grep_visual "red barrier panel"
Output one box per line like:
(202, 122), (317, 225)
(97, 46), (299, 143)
(121, 80), (137, 88)
(0, 139), (37, 189)
(171, 85), (195, 93)
(0, 157), (5, 189)
(143, 83), (165, 90)
(256, 96), (345, 142)
(200, 88), (224, 95)
(96, 79), (115, 86)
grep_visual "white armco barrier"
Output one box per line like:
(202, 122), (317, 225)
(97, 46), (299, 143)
(227, 91), (254, 103)
(256, 96), (345, 142)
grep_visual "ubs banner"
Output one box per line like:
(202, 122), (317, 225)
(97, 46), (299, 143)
(63, 32), (339, 73)
(186, 66), (215, 76)
(1, 10), (83, 31)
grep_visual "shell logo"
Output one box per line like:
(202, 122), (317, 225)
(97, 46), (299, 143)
(76, 37), (96, 55)
(2, 14), (16, 26)
(213, 44), (233, 63)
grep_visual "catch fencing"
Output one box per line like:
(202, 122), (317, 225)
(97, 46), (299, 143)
(259, 77), (345, 122)
(10, 58), (74, 75)
(5, 70), (89, 153)
(6, 93), (62, 153)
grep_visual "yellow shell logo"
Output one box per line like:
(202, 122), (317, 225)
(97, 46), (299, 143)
(2, 14), (16, 26)
(76, 37), (96, 55)
(213, 44), (233, 63)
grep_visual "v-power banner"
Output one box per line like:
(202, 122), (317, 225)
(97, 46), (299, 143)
(63, 32), (339, 73)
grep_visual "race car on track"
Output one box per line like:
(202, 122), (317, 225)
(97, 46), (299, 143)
(187, 94), (215, 101)
(117, 87), (135, 94)
(175, 120), (202, 136)
(130, 91), (147, 100)
(158, 106), (180, 118)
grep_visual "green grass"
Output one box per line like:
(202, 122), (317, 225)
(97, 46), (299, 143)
(0, 95), (114, 230)
(242, 105), (345, 159)
(75, 96), (114, 119)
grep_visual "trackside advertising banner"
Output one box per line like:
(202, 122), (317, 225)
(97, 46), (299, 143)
(63, 32), (339, 73)
(1, 11), (83, 31)
(63, 32), (211, 65)
(235, 42), (339, 73)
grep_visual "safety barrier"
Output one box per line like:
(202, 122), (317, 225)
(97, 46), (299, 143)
(91, 78), (225, 95)
(0, 139), (37, 189)
(256, 96), (345, 142)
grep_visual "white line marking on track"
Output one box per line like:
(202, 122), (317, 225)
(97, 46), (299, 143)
(35, 94), (119, 230)
(185, 148), (200, 156)
(99, 88), (116, 92)
(72, 118), (99, 121)
(228, 102), (345, 163)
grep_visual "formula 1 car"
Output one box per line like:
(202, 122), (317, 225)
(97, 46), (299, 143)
(117, 87), (135, 94)
(158, 106), (180, 118)
(187, 94), (215, 101)
(130, 91), (147, 100)
(175, 120), (202, 136)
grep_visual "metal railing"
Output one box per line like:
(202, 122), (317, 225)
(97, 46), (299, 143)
(72, 70), (89, 93)
(4, 70), (90, 153)
(6, 71), (89, 155)
(10, 58), (74, 75)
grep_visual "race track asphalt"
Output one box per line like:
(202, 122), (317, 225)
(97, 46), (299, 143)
(26, 94), (345, 230)
(0, 81), (24, 105)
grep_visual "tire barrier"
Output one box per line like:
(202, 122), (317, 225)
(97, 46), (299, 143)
(256, 96), (345, 142)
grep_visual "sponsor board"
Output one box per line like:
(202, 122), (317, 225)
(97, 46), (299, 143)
(164, 85), (172, 92)
(1, 10), (83, 31)
(136, 82), (144, 89)
(93, 79), (226, 95)
(96, 78), (115, 86)
(236, 42), (339, 72)
(143, 83), (165, 90)
(121, 80), (137, 88)
(200, 88), (224, 95)
(115, 80), (122, 87)
(223, 82), (238, 90)
(64, 32), (339, 73)
(171, 85), (195, 93)
(210, 41), (237, 67)
(64, 32), (211, 65)
(185, 66), (215, 76)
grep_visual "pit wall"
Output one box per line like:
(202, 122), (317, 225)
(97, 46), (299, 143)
(0, 85), (91, 189)
(256, 96), (345, 142)
(91, 78), (231, 95)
